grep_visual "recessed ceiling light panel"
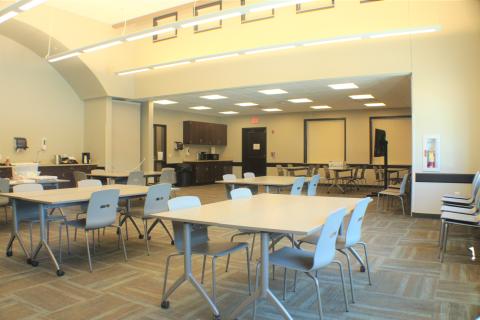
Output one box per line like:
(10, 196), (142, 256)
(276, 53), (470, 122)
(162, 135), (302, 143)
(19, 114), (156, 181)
(219, 111), (239, 115)
(365, 102), (386, 107)
(288, 98), (313, 103)
(349, 94), (374, 100)
(310, 106), (332, 110)
(154, 100), (178, 105)
(258, 89), (288, 95)
(328, 83), (359, 90)
(189, 106), (212, 110)
(262, 108), (282, 112)
(235, 102), (258, 107)
(200, 95), (228, 100)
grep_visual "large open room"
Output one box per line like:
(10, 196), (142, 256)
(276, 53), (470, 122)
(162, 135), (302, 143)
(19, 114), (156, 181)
(0, 1), (479, 319)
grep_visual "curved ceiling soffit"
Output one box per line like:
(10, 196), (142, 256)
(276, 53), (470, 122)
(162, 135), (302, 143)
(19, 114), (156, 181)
(0, 19), (106, 100)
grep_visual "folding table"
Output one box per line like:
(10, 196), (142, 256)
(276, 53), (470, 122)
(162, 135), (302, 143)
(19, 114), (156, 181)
(216, 176), (310, 193)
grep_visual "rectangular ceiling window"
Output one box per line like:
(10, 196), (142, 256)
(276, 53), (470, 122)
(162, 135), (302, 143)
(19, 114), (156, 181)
(296, 0), (335, 14)
(194, 1), (223, 33)
(153, 12), (178, 42)
(241, 0), (274, 24)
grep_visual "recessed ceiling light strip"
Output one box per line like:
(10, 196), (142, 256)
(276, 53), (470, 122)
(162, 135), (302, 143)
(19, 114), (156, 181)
(115, 25), (441, 76)
(0, 0), (47, 25)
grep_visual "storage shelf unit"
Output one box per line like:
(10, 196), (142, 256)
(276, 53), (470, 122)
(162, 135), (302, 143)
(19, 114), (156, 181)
(183, 121), (227, 145)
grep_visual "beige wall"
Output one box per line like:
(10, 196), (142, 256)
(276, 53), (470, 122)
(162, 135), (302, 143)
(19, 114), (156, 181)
(223, 108), (411, 164)
(0, 34), (84, 165)
(84, 97), (112, 168)
(112, 100), (141, 171)
(371, 117), (412, 165)
(153, 108), (226, 164)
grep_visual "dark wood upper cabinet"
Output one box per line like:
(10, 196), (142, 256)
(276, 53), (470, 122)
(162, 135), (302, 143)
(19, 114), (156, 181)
(183, 121), (227, 145)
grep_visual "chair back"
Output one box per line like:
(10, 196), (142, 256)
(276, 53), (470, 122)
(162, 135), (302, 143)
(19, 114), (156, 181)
(323, 165), (331, 179)
(85, 189), (120, 229)
(13, 183), (43, 192)
(359, 166), (366, 179)
(223, 174), (236, 181)
(73, 171), (87, 186)
(471, 171), (480, 198)
(0, 178), (9, 193)
(276, 165), (284, 176)
(243, 172), (255, 179)
(231, 188), (252, 200)
(160, 168), (177, 185)
(352, 167), (359, 179)
(144, 183), (171, 217)
(168, 196), (208, 252)
(290, 176), (306, 195)
(307, 174), (320, 196)
(78, 179), (102, 188)
(344, 197), (372, 247)
(312, 208), (347, 269)
(127, 171), (145, 186)
(399, 174), (409, 195)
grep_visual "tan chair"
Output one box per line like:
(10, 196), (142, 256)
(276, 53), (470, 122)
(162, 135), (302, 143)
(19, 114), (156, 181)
(276, 165), (285, 176)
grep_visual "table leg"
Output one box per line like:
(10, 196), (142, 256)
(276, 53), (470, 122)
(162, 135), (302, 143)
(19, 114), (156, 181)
(229, 232), (293, 320)
(265, 186), (270, 193)
(30, 204), (64, 276)
(5, 200), (30, 259)
(161, 223), (220, 318)
(328, 171), (344, 193)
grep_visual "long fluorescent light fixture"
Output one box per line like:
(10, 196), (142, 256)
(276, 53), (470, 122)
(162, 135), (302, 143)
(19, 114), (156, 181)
(116, 25), (441, 76)
(117, 68), (150, 76)
(369, 26), (439, 39)
(0, 0), (47, 25)
(47, 0), (307, 62)
(83, 40), (123, 53)
(48, 52), (81, 63)
(250, 0), (316, 13)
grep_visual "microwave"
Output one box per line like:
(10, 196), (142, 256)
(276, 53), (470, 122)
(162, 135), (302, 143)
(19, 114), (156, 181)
(206, 153), (219, 160)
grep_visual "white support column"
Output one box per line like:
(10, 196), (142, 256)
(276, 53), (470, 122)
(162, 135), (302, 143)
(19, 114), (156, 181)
(140, 100), (155, 172)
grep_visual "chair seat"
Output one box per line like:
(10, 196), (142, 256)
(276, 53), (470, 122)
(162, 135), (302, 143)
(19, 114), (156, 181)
(441, 204), (477, 215)
(0, 198), (9, 206)
(192, 241), (248, 257)
(378, 189), (402, 196)
(269, 247), (314, 272)
(441, 197), (473, 205)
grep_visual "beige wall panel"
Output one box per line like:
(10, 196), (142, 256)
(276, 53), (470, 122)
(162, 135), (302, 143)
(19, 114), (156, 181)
(306, 120), (345, 163)
(371, 118), (412, 165)
(112, 101), (141, 171)
(0, 35), (83, 165)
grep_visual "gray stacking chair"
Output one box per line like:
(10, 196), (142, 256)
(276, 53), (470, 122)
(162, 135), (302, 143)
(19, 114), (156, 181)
(290, 176), (306, 195)
(59, 189), (127, 272)
(73, 171), (87, 187)
(222, 174), (236, 199)
(119, 183), (174, 255)
(258, 208), (349, 318)
(13, 183), (69, 254)
(307, 174), (321, 196)
(322, 165), (335, 187)
(377, 174), (409, 215)
(127, 170), (145, 186)
(299, 197), (373, 303)
(74, 179), (102, 240)
(276, 165), (285, 176)
(0, 178), (9, 223)
(163, 196), (251, 305)
(159, 168), (177, 185)
(243, 172), (259, 194)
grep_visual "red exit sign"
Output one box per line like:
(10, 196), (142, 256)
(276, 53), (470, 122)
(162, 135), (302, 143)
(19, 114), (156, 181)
(250, 116), (259, 124)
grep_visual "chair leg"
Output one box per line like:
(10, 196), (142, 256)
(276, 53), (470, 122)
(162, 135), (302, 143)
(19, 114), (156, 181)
(158, 219), (174, 244)
(85, 230), (93, 272)
(92, 229), (96, 255)
(253, 262), (260, 320)
(211, 257), (217, 305)
(4, 207), (7, 223)
(305, 272), (323, 320)
(250, 233), (256, 261)
(201, 255), (207, 284)
(293, 270), (297, 292)
(376, 193), (380, 211)
(399, 196), (406, 216)
(438, 219), (445, 258)
(332, 260), (349, 312)
(338, 249), (355, 303)
(245, 247), (251, 296)
(118, 226), (128, 262)
(162, 253), (181, 300)
(358, 242), (372, 285)
(143, 219), (150, 255)
(225, 234), (237, 272)
(58, 224), (63, 264)
(440, 222), (449, 262)
(29, 222), (34, 255)
(272, 242), (276, 280)
(65, 223), (71, 255)
(283, 267), (287, 300)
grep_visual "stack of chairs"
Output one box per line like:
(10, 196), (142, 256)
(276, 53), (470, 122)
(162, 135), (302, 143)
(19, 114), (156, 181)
(439, 171), (480, 262)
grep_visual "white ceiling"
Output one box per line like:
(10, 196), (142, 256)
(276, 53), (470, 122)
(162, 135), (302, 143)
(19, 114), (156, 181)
(44, 0), (193, 25)
(153, 73), (412, 117)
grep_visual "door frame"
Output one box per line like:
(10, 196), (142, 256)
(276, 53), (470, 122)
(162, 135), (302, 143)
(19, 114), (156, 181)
(242, 127), (267, 176)
(153, 124), (167, 170)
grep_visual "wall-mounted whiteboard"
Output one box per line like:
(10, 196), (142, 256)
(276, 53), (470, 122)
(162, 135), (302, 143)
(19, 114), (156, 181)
(306, 119), (345, 163)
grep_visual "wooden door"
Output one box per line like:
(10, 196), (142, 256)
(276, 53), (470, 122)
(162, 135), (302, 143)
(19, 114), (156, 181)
(242, 127), (267, 176)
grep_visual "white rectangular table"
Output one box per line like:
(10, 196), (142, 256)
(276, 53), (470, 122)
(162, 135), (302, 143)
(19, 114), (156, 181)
(153, 193), (361, 319)
(216, 176), (310, 193)
(283, 166), (309, 176)
(9, 178), (70, 190)
(1, 184), (149, 276)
